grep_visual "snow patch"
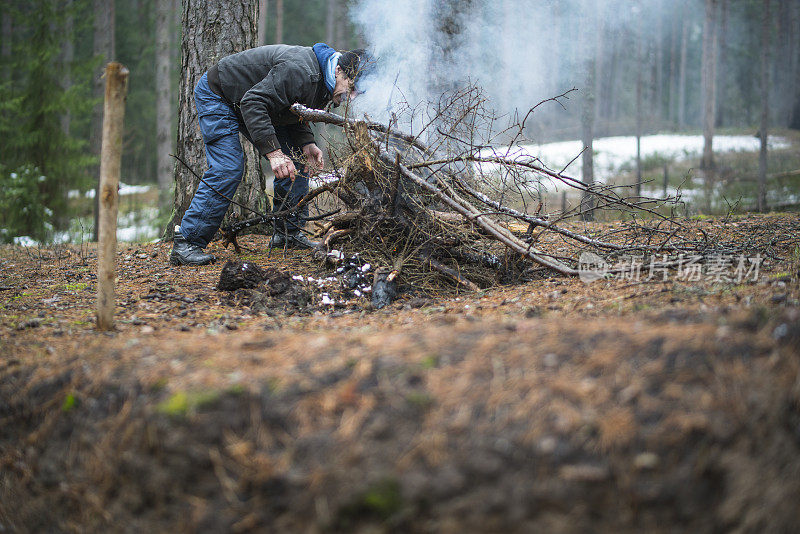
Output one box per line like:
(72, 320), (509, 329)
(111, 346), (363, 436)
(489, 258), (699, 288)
(68, 182), (154, 199)
(13, 236), (36, 246)
(477, 134), (791, 191)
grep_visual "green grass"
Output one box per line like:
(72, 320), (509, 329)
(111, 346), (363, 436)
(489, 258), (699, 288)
(61, 393), (77, 412)
(359, 478), (403, 518)
(337, 477), (404, 525)
(405, 391), (434, 409)
(157, 388), (235, 417)
(420, 354), (439, 369)
(61, 282), (88, 291)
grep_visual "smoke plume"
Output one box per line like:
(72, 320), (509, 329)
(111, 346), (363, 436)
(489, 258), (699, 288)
(348, 0), (579, 128)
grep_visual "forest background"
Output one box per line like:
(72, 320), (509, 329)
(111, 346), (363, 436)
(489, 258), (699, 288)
(0, 0), (798, 244)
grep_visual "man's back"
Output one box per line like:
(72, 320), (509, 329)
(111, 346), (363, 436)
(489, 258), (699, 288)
(213, 44), (322, 106)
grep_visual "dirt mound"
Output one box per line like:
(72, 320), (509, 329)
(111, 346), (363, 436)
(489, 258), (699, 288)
(2, 308), (799, 532)
(1, 215), (799, 532)
(217, 261), (313, 315)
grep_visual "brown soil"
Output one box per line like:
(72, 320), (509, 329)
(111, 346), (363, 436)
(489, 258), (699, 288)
(1, 214), (799, 533)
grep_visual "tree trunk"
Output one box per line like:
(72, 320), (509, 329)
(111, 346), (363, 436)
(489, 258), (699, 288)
(275, 0), (283, 44)
(669, 3), (679, 125)
(655, 1), (664, 123)
(788, 1), (800, 130)
(789, 0), (800, 128)
(715, 0), (728, 127)
(335, 3), (346, 49)
(91, 0), (115, 241)
(758, 0), (771, 212)
(791, 72), (800, 130)
(155, 0), (173, 211)
(60, 0), (73, 136)
(326, 0), (336, 47)
(170, 0), (261, 237)
(606, 33), (619, 128)
(635, 19), (643, 198)
(96, 63), (129, 332)
(580, 0), (596, 221)
(773, 0), (791, 124)
(550, 2), (562, 98)
(678, 5), (688, 129)
(257, 0), (268, 46)
(1, 10), (10, 83)
(593, 0), (604, 134)
(701, 0), (718, 170)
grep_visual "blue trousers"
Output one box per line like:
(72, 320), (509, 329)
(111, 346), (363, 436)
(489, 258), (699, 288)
(180, 72), (309, 248)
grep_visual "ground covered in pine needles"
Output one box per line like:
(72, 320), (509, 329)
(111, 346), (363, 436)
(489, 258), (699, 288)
(1, 214), (799, 533)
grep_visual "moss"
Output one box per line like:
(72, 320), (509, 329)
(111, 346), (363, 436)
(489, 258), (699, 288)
(337, 477), (404, 527)
(405, 391), (434, 409)
(61, 393), (77, 412)
(157, 389), (224, 417)
(227, 384), (246, 396)
(360, 478), (403, 518)
(158, 391), (189, 416)
(150, 377), (169, 392)
(420, 354), (438, 369)
(61, 282), (88, 291)
(190, 390), (222, 409)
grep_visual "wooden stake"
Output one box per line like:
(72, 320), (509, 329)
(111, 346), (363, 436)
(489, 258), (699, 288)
(96, 62), (129, 331)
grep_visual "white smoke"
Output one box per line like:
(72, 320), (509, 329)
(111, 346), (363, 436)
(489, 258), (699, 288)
(348, 0), (435, 123)
(349, 0), (566, 129)
(347, 0), (657, 142)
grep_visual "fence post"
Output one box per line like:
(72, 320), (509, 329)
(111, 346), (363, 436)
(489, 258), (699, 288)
(96, 62), (129, 331)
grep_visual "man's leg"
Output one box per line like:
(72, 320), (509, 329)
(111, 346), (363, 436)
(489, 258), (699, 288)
(179, 134), (244, 247)
(172, 73), (244, 265)
(270, 129), (318, 249)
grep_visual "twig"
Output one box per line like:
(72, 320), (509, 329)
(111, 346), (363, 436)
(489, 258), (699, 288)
(291, 103), (430, 153)
(422, 254), (480, 291)
(384, 151), (578, 275)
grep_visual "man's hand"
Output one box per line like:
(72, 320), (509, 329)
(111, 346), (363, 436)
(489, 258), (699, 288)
(302, 143), (324, 173)
(267, 150), (297, 180)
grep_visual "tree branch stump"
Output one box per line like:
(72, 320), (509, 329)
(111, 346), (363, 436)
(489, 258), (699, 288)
(96, 62), (129, 331)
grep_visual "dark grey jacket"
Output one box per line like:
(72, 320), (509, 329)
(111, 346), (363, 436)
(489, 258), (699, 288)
(207, 45), (331, 156)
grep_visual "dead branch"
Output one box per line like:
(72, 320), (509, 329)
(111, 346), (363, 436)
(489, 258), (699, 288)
(422, 255), (480, 291)
(291, 103), (429, 153)
(220, 179), (340, 252)
(288, 84), (717, 293)
(385, 152), (578, 275)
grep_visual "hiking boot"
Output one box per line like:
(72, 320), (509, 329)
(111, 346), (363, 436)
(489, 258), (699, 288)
(170, 233), (216, 266)
(286, 231), (320, 249)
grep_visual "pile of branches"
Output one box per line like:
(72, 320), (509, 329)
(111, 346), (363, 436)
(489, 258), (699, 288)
(224, 86), (763, 293)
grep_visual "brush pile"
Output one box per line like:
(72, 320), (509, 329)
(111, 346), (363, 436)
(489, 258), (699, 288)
(225, 89), (773, 299)
(284, 89), (703, 294)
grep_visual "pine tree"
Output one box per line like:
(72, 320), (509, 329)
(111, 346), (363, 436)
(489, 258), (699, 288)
(0, 0), (94, 242)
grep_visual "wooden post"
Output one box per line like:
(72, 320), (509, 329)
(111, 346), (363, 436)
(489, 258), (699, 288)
(663, 163), (669, 198)
(96, 62), (129, 331)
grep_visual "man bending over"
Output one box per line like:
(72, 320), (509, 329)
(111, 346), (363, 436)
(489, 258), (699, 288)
(171, 43), (366, 266)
